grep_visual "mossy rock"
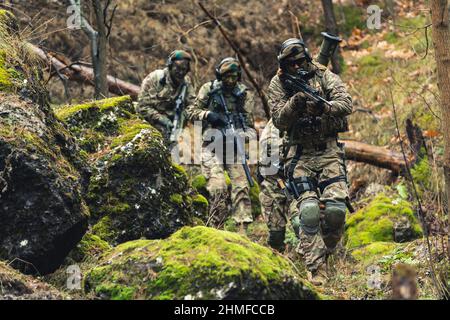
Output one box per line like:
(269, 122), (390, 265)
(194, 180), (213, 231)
(84, 226), (320, 300)
(55, 95), (151, 153)
(345, 193), (423, 249)
(0, 95), (89, 274)
(68, 232), (111, 263)
(351, 241), (398, 263)
(192, 174), (208, 195)
(87, 128), (195, 245)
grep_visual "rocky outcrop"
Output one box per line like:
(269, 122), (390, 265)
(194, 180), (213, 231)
(55, 96), (207, 245)
(84, 226), (320, 300)
(0, 10), (89, 275)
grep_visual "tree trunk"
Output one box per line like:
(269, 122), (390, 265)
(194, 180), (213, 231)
(91, 0), (108, 99)
(430, 0), (450, 255)
(321, 0), (342, 74)
(341, 139), (408, 173)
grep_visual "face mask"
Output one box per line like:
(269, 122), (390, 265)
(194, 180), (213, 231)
(170, 60), (189, 81)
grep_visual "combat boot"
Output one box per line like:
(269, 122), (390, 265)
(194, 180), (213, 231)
(307, 264), (329, 286)
(268, 230), (286, 252)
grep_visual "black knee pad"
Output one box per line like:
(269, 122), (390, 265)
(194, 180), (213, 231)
(299, 199), (320, 235)
(322, 201), (346, 233)
(268, 230), (286, 252)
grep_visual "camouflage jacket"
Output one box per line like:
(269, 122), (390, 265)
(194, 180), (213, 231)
(136, 68), (195, 128)
(267, 62), (352, 145)
(186, 80), (255, 131)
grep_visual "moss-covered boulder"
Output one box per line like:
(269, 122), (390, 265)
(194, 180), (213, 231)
(84, 226), (319, 300)
(87, 128), (196, 245)
(54, 95), (151, 153)
(0, 261), (65, 300)
(0, 12), (89, 275)
(345, 193), (423, 249)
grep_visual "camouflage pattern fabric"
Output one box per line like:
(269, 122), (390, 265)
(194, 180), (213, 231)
(186, 80), (255, 129)
(267, 61), (352, 272)
(286, 141), (349, 271)
(136, 67), (195, 138)
(187, 80), (256, 224)
(258, 119), (288, 232)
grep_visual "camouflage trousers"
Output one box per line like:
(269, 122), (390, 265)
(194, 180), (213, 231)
(201, 146), (253, 225)
(285, 139), (349, 272)
(259, 176), (289, 232)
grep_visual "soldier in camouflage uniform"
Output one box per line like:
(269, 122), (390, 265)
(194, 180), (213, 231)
(136, 50), (196, 140)
(258, 119), (294, 252)
(187, 57), (255, 230)
(267, 39), (352, 285)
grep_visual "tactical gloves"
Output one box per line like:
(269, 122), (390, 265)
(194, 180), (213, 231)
(206, 111), (227, 127)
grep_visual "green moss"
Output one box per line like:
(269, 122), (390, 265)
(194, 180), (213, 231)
(110, 119), (151, 148)
(411, 156), (432, 190)
(249, 180), (261, 218)
(70, 233), (111, 262)
(85, 226), (319, 300)
(171, 162), (188, 179)
(192, 194), (208, 207)
(55, 95), (132, 120)
(384, 31), (398, 44)
(223, 218), (238, 232)
(358, 53), (384, 76)
(345, 193), (422, 249)
(192, 174), (207, 190)
(91, 216), (117, 243)
(95, 283), (136, 300)
(224, 171), (231, 187)
(351, 241), (398, 262)
(169, 193), (183, 205)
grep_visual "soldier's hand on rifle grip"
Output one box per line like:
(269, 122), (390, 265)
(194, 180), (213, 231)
(293, 91), (307, 110)
(206, 111), (227, 127)
(306, 100), (326, 116)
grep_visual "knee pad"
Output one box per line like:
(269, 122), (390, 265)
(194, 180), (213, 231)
(299, 199), (320, 235)
(268, 230), (286, 252)
(322, 201), (346, 233)
(290, 215), (301, 238)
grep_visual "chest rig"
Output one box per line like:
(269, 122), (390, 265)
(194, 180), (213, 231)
(207, 80), (249, 130)
(281, 69), (348, 143)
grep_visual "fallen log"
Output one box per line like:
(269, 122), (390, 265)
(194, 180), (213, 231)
(28, 44), (140, 99)
(341, 139), (407, 174)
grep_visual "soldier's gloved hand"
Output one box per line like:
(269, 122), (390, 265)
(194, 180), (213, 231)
(305, 100), (326, 116)
(292, 92), (307, 109)
(159, 117), (174, 132)
(206, 111), (227, 127)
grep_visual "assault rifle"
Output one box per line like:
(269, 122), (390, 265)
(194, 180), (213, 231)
(213, 89), (254, 187)
(169, 83), (188, 142)
(281, 71), (333, 110)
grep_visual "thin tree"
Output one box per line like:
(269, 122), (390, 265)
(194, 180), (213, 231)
(321, 0), (342, 74)
(430, 0), (450, 257)
(69, 0), (117, 99)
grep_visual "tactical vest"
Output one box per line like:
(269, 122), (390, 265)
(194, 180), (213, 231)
(281, 68), (348, 144)
(206, 80), (250, 130)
